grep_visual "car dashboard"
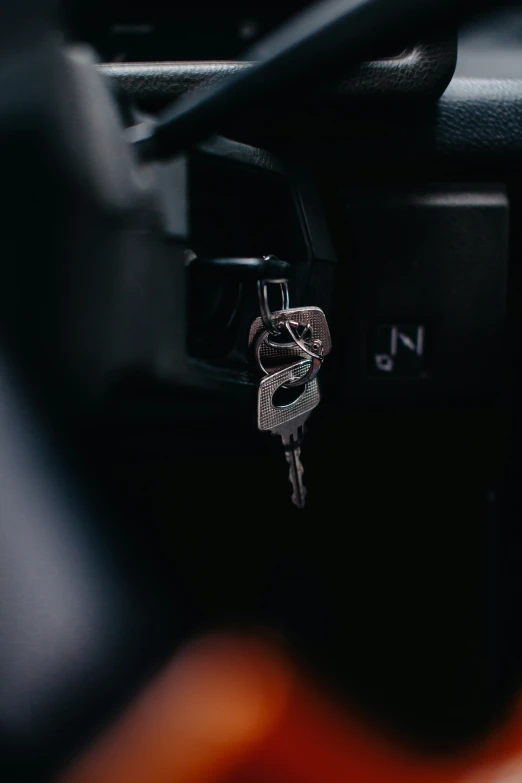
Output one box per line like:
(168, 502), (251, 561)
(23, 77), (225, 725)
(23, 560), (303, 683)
(3, 2), (522, 782)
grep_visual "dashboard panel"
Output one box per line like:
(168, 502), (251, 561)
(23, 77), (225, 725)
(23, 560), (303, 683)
(62, 0), (407, 63)
(65, 1), (522, 79)
(62, 0), (314, 62)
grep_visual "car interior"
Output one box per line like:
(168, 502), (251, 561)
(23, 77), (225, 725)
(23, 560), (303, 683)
(3, 1), (522, 782)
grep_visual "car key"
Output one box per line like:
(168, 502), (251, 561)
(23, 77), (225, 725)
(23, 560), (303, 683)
(258, 359), (321, 509)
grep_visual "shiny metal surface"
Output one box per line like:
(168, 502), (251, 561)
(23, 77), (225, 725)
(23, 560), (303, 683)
(254, 326), (324, 388)
(284, 321), (324, 361)
(257, 360), (320, 431)
(266, 322), (313, 350)
(257, 278), (290, 336)
(249, 306), (332, 376)
(286, 441), (307, 509)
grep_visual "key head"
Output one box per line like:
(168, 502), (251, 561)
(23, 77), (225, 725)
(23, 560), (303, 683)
(249, 306), (332, 376)
(257, 360), (320, 433)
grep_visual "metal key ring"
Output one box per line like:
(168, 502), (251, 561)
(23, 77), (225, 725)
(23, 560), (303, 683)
(266, 322), (313, 350)
(283, 334), (324, 388)
(257, 276), (290, 337)
(284, 352), (323, 388)
(254, 328), (324, 388)
(284, 320), (324, 361)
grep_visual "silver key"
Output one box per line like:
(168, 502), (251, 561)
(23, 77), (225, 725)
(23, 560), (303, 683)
(249, 306), (332, 376)
(258, 360), (320, 509)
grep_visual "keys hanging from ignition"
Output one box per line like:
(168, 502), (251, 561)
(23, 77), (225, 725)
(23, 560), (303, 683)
(250, 276), (332, 510)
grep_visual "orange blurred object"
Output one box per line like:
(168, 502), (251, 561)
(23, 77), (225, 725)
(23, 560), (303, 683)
(61, 635), (522, 783)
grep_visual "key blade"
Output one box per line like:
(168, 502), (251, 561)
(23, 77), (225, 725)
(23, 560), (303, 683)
(277, 413), (308, 447)
(285, 443), (307, 509)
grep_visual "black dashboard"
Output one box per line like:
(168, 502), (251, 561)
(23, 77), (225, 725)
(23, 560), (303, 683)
(63, 0), (412, 63)
(64, 0), (522, 81)
(62, 0), (314, 62)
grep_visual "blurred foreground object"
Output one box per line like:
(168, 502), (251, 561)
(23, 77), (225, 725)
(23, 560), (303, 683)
(62, 634), (522, 783)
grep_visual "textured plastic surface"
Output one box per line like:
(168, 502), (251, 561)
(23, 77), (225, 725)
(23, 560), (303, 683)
(341, 184), (509, 402)
(101, 36), (457, 112)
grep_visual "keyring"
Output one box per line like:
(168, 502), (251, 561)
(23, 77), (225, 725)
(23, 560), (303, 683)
(284, 352), (323, 388)
(254, 327), (324, 388)
(257, 277), (290, 336)
(284, 321), (324, 361)
(266, 322), (313, 350)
